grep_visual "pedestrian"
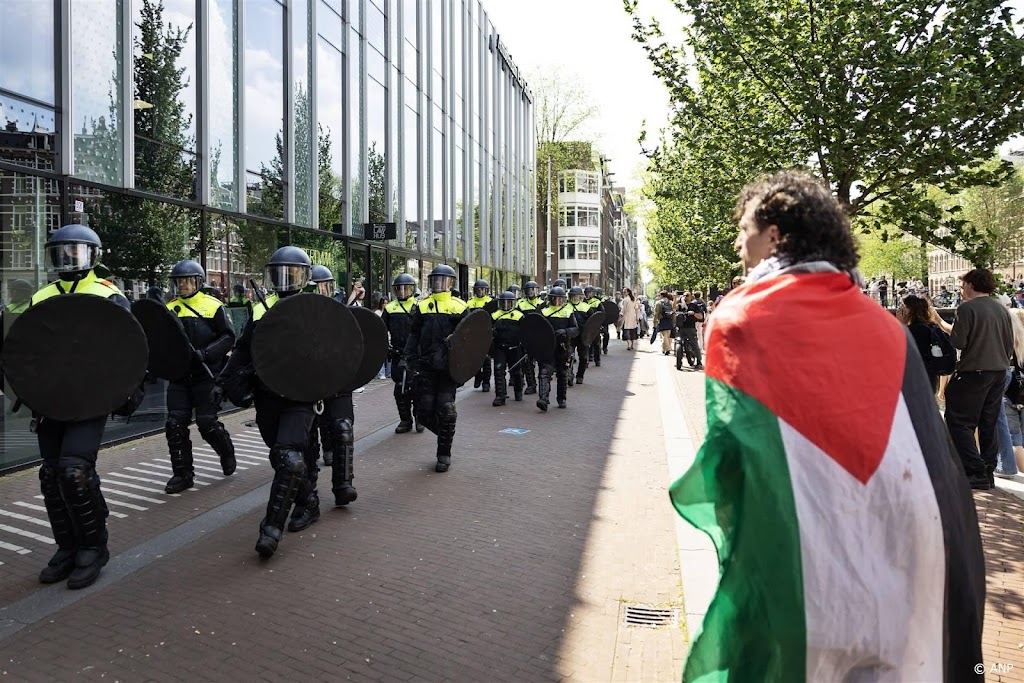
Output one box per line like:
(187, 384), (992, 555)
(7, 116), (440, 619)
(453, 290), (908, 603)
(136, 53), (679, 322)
(692, 291), (707, 348)
(998, 308), (1024, 478)
(945, 268), (1013, 490)
(674, 292), (703, 370)
(653, 290), (675, 355)
(671, 171), (985, 681)
(374, 297), (390, 379)
(898, 295), (952, 394)
(878, 276), (889, 308)
(620, 288), (640, 350)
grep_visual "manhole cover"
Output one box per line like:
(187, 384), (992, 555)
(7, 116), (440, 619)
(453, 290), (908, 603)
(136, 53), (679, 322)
(622, 604), (680, 628)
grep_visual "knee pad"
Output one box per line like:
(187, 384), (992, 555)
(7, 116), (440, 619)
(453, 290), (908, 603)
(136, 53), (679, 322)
(39, 463), (60, 489)
(331, 418), (354, 445)
(196, 416), (219, 436)
(277, 449), (306, 478)
(58, 461), (91, 486)
(166, 412), (191, 431)
(437, 401), (457, 424)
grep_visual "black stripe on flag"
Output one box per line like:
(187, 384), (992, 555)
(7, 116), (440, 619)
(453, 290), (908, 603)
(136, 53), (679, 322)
(900, 328), (986, 682)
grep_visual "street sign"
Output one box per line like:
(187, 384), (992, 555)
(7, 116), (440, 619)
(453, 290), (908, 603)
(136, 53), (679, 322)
(499, 428), (530, 435)
(74, 200), (84, 213)
(364, 222), (397, 241)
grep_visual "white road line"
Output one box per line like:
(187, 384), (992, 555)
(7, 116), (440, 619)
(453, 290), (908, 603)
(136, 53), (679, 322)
(100, 487), (165, 505)
(192, 452), (249, 470)
(144, 462), (223, 480)
(31, 495), (140, 514)
(188, 462), (234, 475)
(124, 466), (210, 485)
(106, 472), (169, 487)
(227, 454), (265, 465)
(229, 446), (268, 456)
(0, 540), (31, 555)
(0, 510), (50, 528)
(101, 479), (179, 497)
(0, 524), (53, 545)
(107, 472), (198, 493)
(15, 500), (127, 519)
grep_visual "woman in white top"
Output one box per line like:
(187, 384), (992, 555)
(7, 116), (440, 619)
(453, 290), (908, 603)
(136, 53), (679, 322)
(620, 288), (642, 350)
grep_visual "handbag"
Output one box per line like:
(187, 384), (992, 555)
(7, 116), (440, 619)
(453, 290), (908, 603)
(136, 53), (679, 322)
(1006, 357), (1024, 404)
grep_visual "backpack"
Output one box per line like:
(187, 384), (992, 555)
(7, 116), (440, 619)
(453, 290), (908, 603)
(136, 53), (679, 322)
(924, 325), (956, 376)
(1007, 355), (1024, 404)
(660, 300), (673, 318)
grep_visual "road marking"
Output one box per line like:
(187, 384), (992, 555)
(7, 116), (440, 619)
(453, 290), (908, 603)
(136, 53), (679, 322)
(0, 510), (50, 528)
(0, 540), (31, 555)
(192, 452), (249, 470)
(99, 487), (165, 505)
(106, 472), (172, 487)
(142, 462), (223, 481)
(100, 479), (179, 497)
(124, 466), (210, 485)
(0, 524), (53, 545)
(14, 500), (127, 519)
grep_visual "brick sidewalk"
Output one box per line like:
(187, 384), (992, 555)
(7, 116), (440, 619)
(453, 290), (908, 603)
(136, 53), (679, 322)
(0, 340), (687, 681)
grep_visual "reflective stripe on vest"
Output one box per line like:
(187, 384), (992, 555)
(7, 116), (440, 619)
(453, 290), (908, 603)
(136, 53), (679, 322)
(31, 270), (121, 305)
(492, 308), (524, 321)
(385, 297), (416, 314)
(467, 296), (492, 309)
(541, 305), (574, 319)
(417, 294), (468, 315)
(167, 291), (224, 319)
(252, 293), (280, 321)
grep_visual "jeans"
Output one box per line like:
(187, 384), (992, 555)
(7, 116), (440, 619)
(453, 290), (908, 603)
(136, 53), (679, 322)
(997, 368), (1020, 475)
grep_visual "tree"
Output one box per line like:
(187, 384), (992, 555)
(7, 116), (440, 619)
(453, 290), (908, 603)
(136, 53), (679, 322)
(88, 0), (199, 285)
(856, 231), (927, 282)
(528, 69), (600, 144)
(626, 0), (1024, 259)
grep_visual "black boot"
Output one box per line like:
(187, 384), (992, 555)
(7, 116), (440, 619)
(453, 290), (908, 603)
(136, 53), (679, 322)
(435, 405), (456, 472)
(395, 395), (414, 433)
(557, 372), (568, 409)
(256, 450), (305, 557)
(332, 419), (358, 505)
(165, 416), (194, 493)
(200, 420), (236, 476)
(513, 371), (524, 401)
(38, 465), (76, 584)
(493, 367), (508, 406)
(288, 449), (321, 532)
(318, 418), (335, 465)
(524, 357), (537, 394)
(481, 357), (491, 392)
(537, 372), (551, 411)
(60, 465), (110, 590)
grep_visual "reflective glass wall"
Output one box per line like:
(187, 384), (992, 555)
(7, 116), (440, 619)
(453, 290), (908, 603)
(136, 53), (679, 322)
(0, 0), (534, 472)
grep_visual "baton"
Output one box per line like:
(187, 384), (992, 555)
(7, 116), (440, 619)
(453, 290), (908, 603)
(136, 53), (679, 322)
(249, 278), (268, 311)
(507, 351), (529, 373)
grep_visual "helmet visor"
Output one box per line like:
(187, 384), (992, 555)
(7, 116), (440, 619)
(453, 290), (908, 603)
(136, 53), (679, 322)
(473, 286), (488, 298)
(393, 284), (415, 300)
(265, 264), (310, 293)
(428, 275), (454, 293)
(551, 296), (566, 307)
(570, 293), (583, 304)
(171, 275), (203, 298)
(48, 243), (99, 274)
(499, 298), (515, 311)
(524, 285), (538, 298)
(315, 281), (334, 297)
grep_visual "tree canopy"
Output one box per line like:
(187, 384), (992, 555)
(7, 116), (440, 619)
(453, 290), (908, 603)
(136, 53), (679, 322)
(627, 0), (1024, 275)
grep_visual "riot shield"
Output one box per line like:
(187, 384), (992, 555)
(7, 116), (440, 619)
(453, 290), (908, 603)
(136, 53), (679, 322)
(251, 293), (363, 402)
(2, 295), (148, 421)
(483, 299), (499, 314)
(448, 310), (495, 384)
(226, 305), (251, 336)
(600, 300), (620, 326)
(520, 313), (556, 364)
(132, 298), (194, 382)
(582, 311), (606, 346)
(337, 306), (388, 393)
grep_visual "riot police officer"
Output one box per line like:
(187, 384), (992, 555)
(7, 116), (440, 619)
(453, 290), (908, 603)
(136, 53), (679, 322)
(583, 286), (603, 366)
(305, 264), (342, 468)
(596, 287), (611, 355)
(403, 264), (468, 472)
(507, 283), (521, 301)
(215, 246), (317, 558)
(537, 286), (579, 411)
(567, 286), (592, 385)
(466, 279), (493, 392)
(382, 274), (424, 434)
(553, 278), (567, 290)
(227, 283), (248, 308)
(27, 225), (139, 588)
(163, 260), (237, 494)
(516, 281), (544, 395)
(4, 279), (32, 315)
(491, 291), (525, 406)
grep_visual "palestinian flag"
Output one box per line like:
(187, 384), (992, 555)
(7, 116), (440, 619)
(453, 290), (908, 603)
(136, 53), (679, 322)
(672, 271), (985, 682)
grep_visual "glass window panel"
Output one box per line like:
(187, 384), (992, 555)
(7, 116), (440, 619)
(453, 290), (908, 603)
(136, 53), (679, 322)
(432, 125), (443, 255)
(0, 93), (57, 170)
(388, 0), (398, 61)
(244, 0), (285, 219)
(403, 0), (417, 51)
(322, 0), (342, 14)
(318, 1), (343, 48)
(369, 247), (386, 307)
(0, 0), (55, 104)
(404, 40), (417, 82)
(388, 64), (399, 225)
(293, 0), (314, 227)
(367, 46), (385, 84)
(403, 106), (418, 248)
(317, 38), (343, 230)
(455, 143), (463, 257)
(349, 26), (364, 228)
(290, 226), (345, 285)
(473, 157), (481, 262)
(367, 78), (386, 223)
(367, 2), (384, 53)
(347, 0), (360, 29)
(133, 0), (198, 200)
(430, 0), (442, 76)
(210, 0), (238, 209)
(72, 0), (124, 186)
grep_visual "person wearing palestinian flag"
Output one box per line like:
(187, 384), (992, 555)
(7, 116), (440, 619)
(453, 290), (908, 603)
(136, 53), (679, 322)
(672, 171), (985, 682)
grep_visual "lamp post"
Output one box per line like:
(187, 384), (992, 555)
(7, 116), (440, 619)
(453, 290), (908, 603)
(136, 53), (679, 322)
(545, 155), (552, 285)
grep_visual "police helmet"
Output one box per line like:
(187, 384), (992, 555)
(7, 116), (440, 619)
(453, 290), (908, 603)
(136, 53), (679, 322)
(265, 246), (311, 294)
(309, 264), (335, 296)
(524, 281), (539, 298)
(568, 286), (584, 304)
(428, 264), (457, 294)
(553, 278), (567, 289)
(507, 283), (521, 299)
(548, 286), (567, 307)
(473, 279), (490, 298)
(595, 287), (604, 297)
(46, 224), (102, 276)
(584, 285), (596, 298)
(146, 286), (165, 302)
(169, 259), (205, 298)
(233, 283), (245, 296)
(10, 279), (32, 302)
(392, 273), (416, 300)
(497, 290), (516, 311)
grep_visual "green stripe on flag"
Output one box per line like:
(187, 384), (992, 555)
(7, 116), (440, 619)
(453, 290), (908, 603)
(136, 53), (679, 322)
(671, 377), (805, 682)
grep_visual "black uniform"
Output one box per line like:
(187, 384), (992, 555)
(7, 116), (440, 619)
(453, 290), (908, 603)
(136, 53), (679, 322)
(583, 296), (603, 366)
(164, 291), (236, 491)
(217, 293), (315, 556)
(381, 296), (419, 431)
(516, 296), (545, 393)
(491, 308), (526, 405)
(403, 293), (468, 471)
(538, 304), (579, 410)
(569, 301), (594, 384)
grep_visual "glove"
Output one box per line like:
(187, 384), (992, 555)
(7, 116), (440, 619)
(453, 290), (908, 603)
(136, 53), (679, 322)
(235, 392), (254, 409)
(555, 329), (567, 339)
(210, 385), (225, 410)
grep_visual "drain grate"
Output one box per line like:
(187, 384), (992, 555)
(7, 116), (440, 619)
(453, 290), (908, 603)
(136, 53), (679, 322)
(622, 604), (680, 628)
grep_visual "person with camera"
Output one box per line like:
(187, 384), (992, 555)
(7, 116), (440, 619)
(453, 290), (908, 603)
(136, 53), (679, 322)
(675, 292), (704, 370)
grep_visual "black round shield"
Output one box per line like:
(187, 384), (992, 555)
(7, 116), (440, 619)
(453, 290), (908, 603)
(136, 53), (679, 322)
(483, 299), (499, 314)
(582, 311), (606, 346)
(252, 294), (363, 402)
(337, 306), (387, 393)
(520, 313), (556, 364)
(448, 310), (495, 384)
(601, 300), (620, 325)
(2, 295), (148, 421)
(132, 298), (193, 381)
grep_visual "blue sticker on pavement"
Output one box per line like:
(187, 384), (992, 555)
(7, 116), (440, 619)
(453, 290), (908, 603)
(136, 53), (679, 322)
(500, 428), (530, 435)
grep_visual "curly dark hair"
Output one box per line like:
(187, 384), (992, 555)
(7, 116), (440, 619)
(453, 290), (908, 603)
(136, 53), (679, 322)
(734, 171), (859, 271)
(961, 268), (997, 294)
(902, 295), (932, 324)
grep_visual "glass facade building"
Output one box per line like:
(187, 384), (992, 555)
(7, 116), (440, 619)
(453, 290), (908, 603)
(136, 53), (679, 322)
(0, 0), (536, 471)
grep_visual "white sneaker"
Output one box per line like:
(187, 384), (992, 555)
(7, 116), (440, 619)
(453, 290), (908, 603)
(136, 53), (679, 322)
(355, 387), (365, 393)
